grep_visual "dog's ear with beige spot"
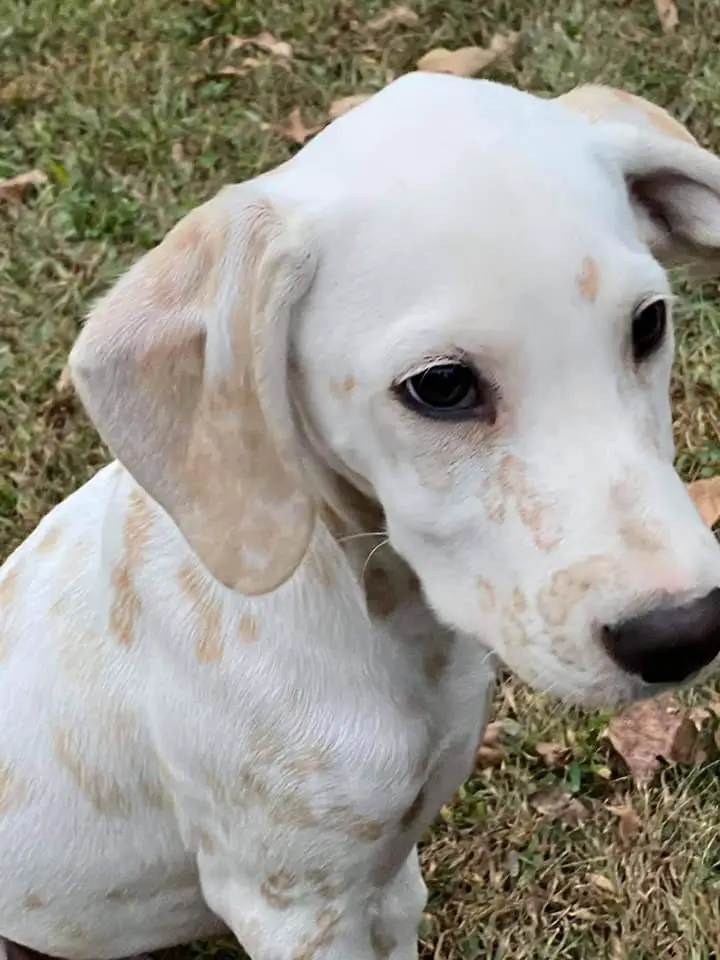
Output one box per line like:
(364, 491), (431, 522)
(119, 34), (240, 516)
(557, 84), (720, 276)
(69, 185), (318, 594)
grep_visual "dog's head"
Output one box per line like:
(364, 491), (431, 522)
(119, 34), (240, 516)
(70, 75), (720, 706)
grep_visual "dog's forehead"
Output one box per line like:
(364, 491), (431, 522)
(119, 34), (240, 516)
(266, 75), (645, 304)
(274, 75), (628, 232)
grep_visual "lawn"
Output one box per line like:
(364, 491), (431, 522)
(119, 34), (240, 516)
(1, 0), (720, 957)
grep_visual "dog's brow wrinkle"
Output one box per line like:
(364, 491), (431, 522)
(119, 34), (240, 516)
(577, 255), (600, 303)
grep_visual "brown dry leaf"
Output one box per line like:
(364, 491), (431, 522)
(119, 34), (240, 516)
(475, 719), (506, 767)
(273, 107), (321, 145)
(329, 94), (373, 120)
(589, 872), (618, 897)
(606, 694), (698, 786)
(686, 477), (720, 527)
(482, 720), (504, 745)
(367, 5), (419, 30)
(475, 745), (505, 768)
(227, 31), (293, 59)
(417, 32), (517, 78)
(654, 0), (679, 32)
(607, 803), (642, 844)
(0, 169), (47, 203)
(530, 786), (588, 826)
(535, 741), (569, 768)
(56, 364), (72, 392)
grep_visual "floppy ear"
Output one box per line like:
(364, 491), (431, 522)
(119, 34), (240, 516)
(557, 84), (720, 275)
(69, 185), (318, 594)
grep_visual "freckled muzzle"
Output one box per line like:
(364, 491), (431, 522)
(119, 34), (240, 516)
(601, 587), (720, 684)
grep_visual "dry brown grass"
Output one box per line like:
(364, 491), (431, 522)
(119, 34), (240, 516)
(2, 0), (720, 957)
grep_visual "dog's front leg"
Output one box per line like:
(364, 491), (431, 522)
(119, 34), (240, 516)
(367, 848), (426, 960)
(197, 854), (422, 960)
(0, 942), (153, 960)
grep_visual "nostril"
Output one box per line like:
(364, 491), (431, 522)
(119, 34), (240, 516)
(602, 587), (720, 685)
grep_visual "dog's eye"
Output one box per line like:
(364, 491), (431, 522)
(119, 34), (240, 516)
(399, 363), (489, 418)
(632, 298), (667, 364)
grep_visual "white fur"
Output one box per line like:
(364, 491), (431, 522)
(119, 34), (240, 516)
(2, 74), (720, 960)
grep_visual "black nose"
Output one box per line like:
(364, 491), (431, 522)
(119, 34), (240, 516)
(602, 588), (720, 685)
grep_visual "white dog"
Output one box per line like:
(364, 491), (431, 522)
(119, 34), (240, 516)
(2, 75), (720, 960)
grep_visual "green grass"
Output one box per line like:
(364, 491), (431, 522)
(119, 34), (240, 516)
(2, 0), (720, 957)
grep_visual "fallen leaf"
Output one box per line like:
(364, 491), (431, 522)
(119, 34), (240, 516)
(589, 872), (618, 896)
(482, 720), (504, 744)
(227, 31), (293, 59)
(535, 741), (570, 768)
(606, 694), (698, 786)
(608, 803), (642, 844)
(530, 786), (588, 826)
(654, 0), (679, 32)
(475, 744), (505, 768)
(417, 32), (517, 78)
(56, 364), (72, 392)
(171, 142), (185, 165)
(270, 107), (322, 145)
(0, 169), (47, 203)
(329, 94), (373, 119)
(475, 719), (506, 767)
(686, 477), (720, 528)
(367, 5), (419, 30)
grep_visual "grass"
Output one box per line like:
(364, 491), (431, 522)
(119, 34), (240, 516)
(1, 0), (720, 956)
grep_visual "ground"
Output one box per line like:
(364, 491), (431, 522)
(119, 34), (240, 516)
(1, 0), (720, 957)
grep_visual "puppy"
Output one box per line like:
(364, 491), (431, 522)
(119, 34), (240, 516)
(1, 76), (720, 960)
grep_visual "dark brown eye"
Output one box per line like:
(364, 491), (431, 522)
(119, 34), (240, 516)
(632, 298), (667, 364)
(399, 363), (490, 419)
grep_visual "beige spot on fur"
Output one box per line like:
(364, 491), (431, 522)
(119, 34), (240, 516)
(399, 786), (426, 831)
(0, 760), (28, 815)
(292, 907), (340, 960)
(577, 255), (600, 303)
(498, 454), (561, 551)
(178, 563), (224, 662)
(0, 569), (18, 605)
(479, 481), (506, 524)
(536, 556), (615, 627)
(139, 773), (174, 814)
(609, 473), (642, 513)
(24, 893), (45, 911)
(329, 374), (356, 398)
(326, 805), (384, 842)
(501, 609), (528, 653)
(151, 208), (227, 313)
(109, 490), (153, 645)
(370, 918), (397, 960)
(238, 612), (259, 643)
(0, 569), (19, 659)
(511, 588), (527, 613)
(260, 871), (297, 910)
(477, 578), (497, 614)
(306, 868), (340, 900)
(36, 525), (62, 554)
(53, 727), (132, 817)
(51, 922), (89, 953)
(618, 518), (665, 554)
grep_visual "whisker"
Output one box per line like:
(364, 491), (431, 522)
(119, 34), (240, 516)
(361, 538), (390, 583)
(337, 530), (388, 544)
